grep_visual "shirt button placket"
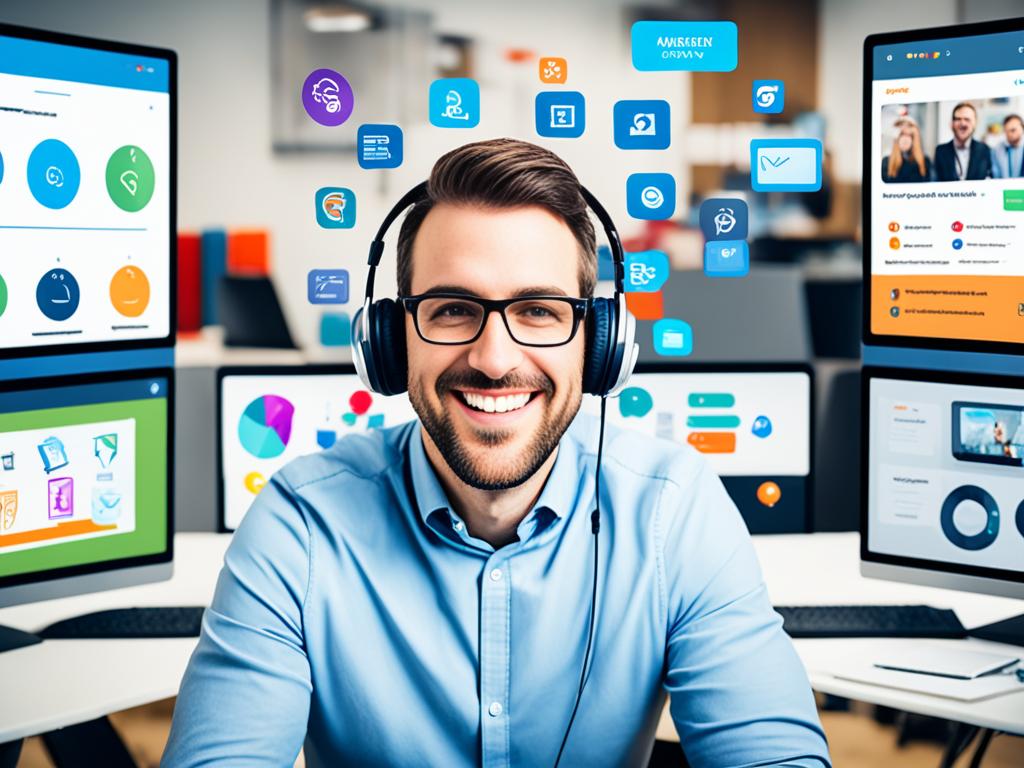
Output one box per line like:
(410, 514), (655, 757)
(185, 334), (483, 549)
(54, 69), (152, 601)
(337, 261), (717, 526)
(480, 558), (510, 768)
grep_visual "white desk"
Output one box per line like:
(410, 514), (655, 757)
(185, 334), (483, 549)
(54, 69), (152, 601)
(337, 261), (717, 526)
(2, 532), (1022, 745)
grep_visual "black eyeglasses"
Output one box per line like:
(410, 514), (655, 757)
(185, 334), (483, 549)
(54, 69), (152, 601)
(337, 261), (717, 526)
(400, 293), (589, 347)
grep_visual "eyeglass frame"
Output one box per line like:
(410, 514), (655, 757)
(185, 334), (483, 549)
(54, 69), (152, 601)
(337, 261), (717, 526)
(399, 292), (591, 347)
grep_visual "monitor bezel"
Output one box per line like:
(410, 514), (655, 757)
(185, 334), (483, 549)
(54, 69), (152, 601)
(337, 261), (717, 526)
(216, 364), (363, 533)
(0, 22), (178, 361)
(861, 17), (1024, 357)
(860, 365), (1024, 587)
(0, 367), (175, 590)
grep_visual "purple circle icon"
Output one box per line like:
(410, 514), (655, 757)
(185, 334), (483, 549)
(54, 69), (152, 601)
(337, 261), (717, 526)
(302, 68), (354, 126)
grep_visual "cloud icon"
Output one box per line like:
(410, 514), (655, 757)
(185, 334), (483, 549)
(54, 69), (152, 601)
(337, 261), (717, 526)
(619, 386), (654, 418)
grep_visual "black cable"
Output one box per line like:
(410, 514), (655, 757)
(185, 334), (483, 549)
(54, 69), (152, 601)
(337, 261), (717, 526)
(967, 728), (995, 768)
(553, 396), (607, 768)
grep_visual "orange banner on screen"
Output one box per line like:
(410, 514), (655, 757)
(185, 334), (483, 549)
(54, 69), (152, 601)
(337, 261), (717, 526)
(686, 432), (736, 453)
(871, 275), (1024, 345)
(0, 519), (117, 548)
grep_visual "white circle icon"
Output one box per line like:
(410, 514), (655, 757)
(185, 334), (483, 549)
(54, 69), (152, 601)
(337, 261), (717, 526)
(640, 186), (664, 209)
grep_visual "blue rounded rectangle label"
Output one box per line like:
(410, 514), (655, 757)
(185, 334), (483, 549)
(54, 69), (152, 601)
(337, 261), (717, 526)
(631, 21), (738, 72)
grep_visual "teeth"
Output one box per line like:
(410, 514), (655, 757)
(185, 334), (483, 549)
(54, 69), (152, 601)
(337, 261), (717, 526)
(461, 392), (532, 413)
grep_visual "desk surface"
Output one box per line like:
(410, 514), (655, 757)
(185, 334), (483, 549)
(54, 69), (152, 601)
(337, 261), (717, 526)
(1, 532), (1022, 744)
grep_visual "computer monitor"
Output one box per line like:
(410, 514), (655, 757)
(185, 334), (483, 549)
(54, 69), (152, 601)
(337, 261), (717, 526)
(863, 18), (1024, 356)
(218, 366), (418, 531)
(0, 369), (173, 619)
(0, 23), (176, 359)
(862, 367), (1024, 643)
(580, 363), (814, 534)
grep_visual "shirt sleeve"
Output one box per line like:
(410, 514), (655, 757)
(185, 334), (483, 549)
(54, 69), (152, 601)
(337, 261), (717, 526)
(162, 474), (313, 767)
(660, 459), (831, 768)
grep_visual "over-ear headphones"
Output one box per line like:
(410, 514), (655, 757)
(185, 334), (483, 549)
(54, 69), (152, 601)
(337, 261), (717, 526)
(352, 180), (638, 398)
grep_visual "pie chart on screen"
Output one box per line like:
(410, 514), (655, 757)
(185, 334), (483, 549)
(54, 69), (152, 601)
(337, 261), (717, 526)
(238, 395), (295, 459)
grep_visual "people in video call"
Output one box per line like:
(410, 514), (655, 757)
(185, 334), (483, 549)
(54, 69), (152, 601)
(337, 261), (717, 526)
(933, 102), (992, 181)
(882, 117), (932, 183)
(991, 114), (1024, 178)
(992, 421), (1019, 459)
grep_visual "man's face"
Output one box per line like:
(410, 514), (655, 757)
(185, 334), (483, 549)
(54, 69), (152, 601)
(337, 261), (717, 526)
(1006, 118), (1023, 146)
(951, 107), (976, 143)
(405, 203), (586, 490)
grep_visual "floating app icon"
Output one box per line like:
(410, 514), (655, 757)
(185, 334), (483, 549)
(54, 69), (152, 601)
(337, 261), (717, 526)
(750, 138), (822, 191)
(699, 198), (748, 241)
(308, 269), (349, 304)
(320, 311), (351, 347)
(110, 265), (151, 317)
(752, 80), (784, 114)
(36, 268), (80, 321)
(631, 21), (738, 72)
(624, 250), (669, 293)
(106, 145), (155, 212)
(752, 415), (773, 438)
(618, 387), (653, 418)
(757, 481), (781, 508)
(535, 91), (585, 138)
(93, 434), (119, 468)
(430, 78), (480, 128)
(37, 436), (69, 474)
(357, 124), (403, 169)
(614, 100), (670, 149)
(48, 477), (74, 519)
(539, 57), (567, 84)
(0, 273), (7, 319)
(652, 318), (692, 356)
(626, 173), (675, 220)
(704, 240), (749, 278)
(315, 187), (355, 229)
(302, 68), (354, 126)
(243, 471), (266, 495)
(0, 490), (16, 530)
(27, 139), (80, 209)
(91, 486), (123, 524)
(1, 451), (13, 471)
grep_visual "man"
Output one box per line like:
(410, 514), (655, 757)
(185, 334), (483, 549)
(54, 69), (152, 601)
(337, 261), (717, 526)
(163, 139), (830, 767)
(991, 114), (1024, 178)
(934, 102), (992, 181)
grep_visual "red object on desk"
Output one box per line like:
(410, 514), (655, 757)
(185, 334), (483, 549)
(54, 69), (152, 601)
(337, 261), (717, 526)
(227, 230), (270, 276)
(177, 233), (202, 332)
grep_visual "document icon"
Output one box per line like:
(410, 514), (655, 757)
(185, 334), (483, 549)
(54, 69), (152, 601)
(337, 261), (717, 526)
(749, 138), (822, 192)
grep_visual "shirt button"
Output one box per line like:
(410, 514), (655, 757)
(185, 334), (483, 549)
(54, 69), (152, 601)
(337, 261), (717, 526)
(489, 568), (503, 582)
(488, 701), (503, 717)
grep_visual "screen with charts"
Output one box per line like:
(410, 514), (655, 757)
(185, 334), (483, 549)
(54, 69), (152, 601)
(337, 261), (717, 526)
(865, 368), (1024, 581)
(866, 22), (1024, 352)
(219, 367), (418, 531)
(0, 371), (171, 586)
(0, 27), (173, 357)
(580, 365), (813, 533)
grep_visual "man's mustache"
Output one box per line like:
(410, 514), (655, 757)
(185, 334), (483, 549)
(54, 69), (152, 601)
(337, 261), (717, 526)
(435, 368), (554, 398)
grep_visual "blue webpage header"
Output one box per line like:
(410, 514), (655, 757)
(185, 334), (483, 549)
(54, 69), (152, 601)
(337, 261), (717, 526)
(0, 34), (169, 92)
(872, 29), (1024, 80)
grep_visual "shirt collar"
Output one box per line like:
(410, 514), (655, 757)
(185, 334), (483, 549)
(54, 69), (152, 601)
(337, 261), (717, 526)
(406, 426), (453, 526)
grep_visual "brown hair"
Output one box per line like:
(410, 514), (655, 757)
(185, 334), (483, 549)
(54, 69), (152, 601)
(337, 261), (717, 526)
(396, 138), (597, 298)
(951, 102), (977, 121)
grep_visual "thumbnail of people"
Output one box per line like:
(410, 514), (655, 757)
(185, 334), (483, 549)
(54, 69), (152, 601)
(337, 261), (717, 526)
(933, 102), (992, 181)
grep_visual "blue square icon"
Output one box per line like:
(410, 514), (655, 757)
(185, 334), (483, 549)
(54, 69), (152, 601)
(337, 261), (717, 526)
(752, 80), (784, 113)
(704, 240), (749, 278)
(308, 269), (349, 304)
(430, 78), (480, 128)
(535, 91), (585, 138)
(614, 100), (670, 150)
(357, 124), (403, 169)
(627, 173), (675, 219)
(320, 311), (351, 347)
(315, 187), (355, 228)
(699, 198), (748, 241)
(624, 250), (669, 293)
(652, 318), (692, 357)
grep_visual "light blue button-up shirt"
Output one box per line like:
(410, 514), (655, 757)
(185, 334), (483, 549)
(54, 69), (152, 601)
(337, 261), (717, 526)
(163, 415), (830, 767)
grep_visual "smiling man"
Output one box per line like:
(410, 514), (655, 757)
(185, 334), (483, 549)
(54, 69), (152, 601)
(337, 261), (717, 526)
(163, 139), (830, 767)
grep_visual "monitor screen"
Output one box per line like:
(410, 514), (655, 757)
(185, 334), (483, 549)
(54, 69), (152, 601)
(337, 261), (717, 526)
(580, 364), (813, 533)
(0, 370), (172, 588)
(219, 367), (418, 531)
(0, 25), (174, 357)
(865, 20), (1024, 354)
(864, 367), (1024, 584)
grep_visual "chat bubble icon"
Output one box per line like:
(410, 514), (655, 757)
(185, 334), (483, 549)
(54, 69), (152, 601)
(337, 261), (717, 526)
(752, 415), (773, 438)
(618, 387), (654, 418)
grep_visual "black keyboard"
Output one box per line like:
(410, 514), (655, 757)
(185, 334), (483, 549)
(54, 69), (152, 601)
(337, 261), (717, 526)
(39, 606), (206, 640)
(775, 605), (967, 639)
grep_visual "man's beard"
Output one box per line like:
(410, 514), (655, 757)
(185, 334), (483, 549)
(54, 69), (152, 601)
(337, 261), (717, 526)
(408, 366), (582, 491)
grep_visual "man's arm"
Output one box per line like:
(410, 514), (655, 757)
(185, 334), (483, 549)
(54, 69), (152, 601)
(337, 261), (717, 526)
(162, 475), (313, 767)
(660, 460), (831, 768)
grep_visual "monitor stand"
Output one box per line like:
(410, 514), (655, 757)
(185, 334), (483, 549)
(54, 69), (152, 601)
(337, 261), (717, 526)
(0, 624), (42, 654)
(969, 613), (1024, 648)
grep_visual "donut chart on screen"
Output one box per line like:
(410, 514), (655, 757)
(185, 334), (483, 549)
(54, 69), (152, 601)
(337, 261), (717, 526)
(238, 395), (295, 459)
(940, 485), (999, 551)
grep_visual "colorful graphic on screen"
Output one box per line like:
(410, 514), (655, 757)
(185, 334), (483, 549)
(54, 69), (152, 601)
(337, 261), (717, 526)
(238, 395), (295, 459)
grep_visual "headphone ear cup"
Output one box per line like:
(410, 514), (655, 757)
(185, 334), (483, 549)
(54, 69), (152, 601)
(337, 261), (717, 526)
(583, 298), (615, 396)
(371, 298), (408, 396)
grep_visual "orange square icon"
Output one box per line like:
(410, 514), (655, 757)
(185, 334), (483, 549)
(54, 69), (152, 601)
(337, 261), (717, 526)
(539, 57), (567, 84)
